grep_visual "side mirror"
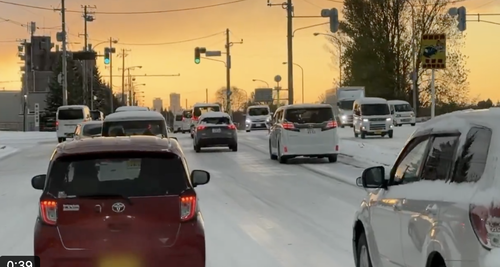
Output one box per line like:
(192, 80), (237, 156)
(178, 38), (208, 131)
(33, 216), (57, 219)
(31, 174), (46, 190)
(360, 166), (385, 188)
(191, 170), (210, 187)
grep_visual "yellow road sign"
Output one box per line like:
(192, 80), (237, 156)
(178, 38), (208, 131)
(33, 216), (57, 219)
(420, 34), (446, 69)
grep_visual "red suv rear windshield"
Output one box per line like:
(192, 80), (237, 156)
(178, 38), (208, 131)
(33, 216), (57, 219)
(46, 152), (189, 197)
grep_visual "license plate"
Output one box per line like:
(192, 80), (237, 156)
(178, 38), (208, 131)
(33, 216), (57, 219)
(306, 129), (316, 134)
(402, 119), (410, 122)
(127, 160), (140, 168)
(374, 131), (382, 134)
(257, 123), (262, 127)
(99, 255), (141, 267)
(212, 128), (221, 133)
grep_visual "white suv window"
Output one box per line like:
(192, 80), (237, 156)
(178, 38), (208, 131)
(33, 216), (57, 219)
(392, 137), (430, 185)
(421, 135), (459, 181)
(452, 127), (492, 183)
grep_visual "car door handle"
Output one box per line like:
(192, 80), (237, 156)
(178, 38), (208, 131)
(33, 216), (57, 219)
(393, 200), (404, 211)
(425, 204), (438, 215)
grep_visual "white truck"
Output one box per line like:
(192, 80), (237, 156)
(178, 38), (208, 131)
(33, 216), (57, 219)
(332, 86), (365, 127)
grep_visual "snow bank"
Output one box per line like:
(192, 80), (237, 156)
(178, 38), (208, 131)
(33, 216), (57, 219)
(0, 131), (55, 142)
(339, 140), (401, 167)
(483, 249), (500, 267)
(0, 145), (18, 159)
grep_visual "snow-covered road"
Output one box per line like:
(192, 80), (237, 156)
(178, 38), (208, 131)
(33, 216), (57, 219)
(0, 126), (416, 266)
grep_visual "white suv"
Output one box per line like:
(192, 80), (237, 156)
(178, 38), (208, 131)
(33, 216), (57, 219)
(352, 109), (499, 267)
(268, 104), (339, 163)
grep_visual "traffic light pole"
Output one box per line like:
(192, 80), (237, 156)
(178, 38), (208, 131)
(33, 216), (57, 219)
(109, 38), (114, 112)
(225, 28), (231, 114)
(286, 0), (294, 105)
(60, 0), (68, 105)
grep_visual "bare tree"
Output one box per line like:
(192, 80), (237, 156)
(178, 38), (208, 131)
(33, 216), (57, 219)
(214, 86), (248, 111)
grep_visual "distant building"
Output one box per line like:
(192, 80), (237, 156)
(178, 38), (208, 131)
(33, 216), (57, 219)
(152, 98), (163, 112)
(169, 93), (181, 113)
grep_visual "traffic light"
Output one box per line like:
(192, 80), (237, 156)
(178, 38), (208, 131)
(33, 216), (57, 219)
(104, 47), (110, 64)
(329, 8), (339, 33)
(194, 47), (206, 64)
(457, 6), (466, 31)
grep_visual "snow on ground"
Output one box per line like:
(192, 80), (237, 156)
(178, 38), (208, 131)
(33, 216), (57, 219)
(0, 131), (56, 158)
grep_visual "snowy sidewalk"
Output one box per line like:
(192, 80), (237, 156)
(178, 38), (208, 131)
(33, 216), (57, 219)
(0, 131), (56, 159)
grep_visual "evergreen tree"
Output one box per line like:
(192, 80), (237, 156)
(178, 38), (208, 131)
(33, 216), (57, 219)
(44, 56), (84, 113)
(89, 66), (123, 114)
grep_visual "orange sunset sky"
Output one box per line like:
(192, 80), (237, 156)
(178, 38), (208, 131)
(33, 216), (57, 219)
(0, 0), (499, 107)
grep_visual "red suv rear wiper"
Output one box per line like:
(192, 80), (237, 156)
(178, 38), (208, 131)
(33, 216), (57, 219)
(75, 193), (133, 205)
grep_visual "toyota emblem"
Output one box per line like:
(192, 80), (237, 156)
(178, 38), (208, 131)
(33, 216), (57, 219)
(111, 202), (126, 213)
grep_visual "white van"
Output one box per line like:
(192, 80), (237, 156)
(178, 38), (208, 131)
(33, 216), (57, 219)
(352, 97), (393, 139)
(115, 106), (149, 113)
(245, 105), (271, 132)
(173, 110), (191, 133)
(190, 103), (221, 138)
(387, 100), (416, 126)
(56, 105), (91, 143)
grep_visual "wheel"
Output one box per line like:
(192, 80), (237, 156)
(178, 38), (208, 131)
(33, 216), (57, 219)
(388, 130), (393, 138)
(230, 145), (238, 151)
(194, 145), (201, 152)
(269, 141), (277, 160)
(340, 125), (345, 128)
(182, 131), (186, 134)
(356, 232), (373, 267)
(246, 130), (250, 132)
(360, 131), (366, 139)
(328, 154), (337, 163)
(354, 128), (359, 138)
(190, 133), (194, 139)
(277, 142), (288, 164)
(411, 123), (416, 126)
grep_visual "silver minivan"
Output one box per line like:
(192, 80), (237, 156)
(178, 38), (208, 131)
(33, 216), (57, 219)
(352, 97), (393, 139)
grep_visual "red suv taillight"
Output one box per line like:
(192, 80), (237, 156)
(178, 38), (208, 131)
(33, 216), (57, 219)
(180, 193), (196, 222)
(40, 200), (57, 225)
(282, 122), (294, 129)
(470, 204), (500, 249)
(197, 125), (205, 130)
(326, 120), (337, 128)
(228, 124), (236, 130)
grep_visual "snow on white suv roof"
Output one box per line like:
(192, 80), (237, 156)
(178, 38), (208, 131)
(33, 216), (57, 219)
(115, 106), (149, 112)
(102, 111), (168, 137)
(353, 108), (500, 267)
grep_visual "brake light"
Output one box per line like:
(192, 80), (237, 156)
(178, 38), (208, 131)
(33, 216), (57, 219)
(282, 122), (294, 129)
(182, 117), (185, 122)
(192, 116), (198, 121)
(55, 121), (59, 130)
(326, 120), (337, 128)
(40, 200), (57, 225)
(228, 124), (236, 130)
(180, 193), (196, 222)
(197, 125), (205, 130)
(470, 204), (500, 248)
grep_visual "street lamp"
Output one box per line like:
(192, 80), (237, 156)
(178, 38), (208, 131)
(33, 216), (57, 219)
(251, 79), (270, 87)
(23, 94), (27, 131)
(282, 62), (304, 103)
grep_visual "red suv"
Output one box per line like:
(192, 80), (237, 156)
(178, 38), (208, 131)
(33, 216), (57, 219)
(31, 136), (210, 267)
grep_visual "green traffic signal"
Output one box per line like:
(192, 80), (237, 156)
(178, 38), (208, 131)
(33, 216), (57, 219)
(195, 58), (200, 64)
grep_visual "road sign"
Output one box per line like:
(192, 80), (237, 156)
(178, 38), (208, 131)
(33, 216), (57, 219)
(254, 88), (273, 102)
(420, 34), (446, 69)
(34, 103), (40, 128)
(205, 51), (221, 57)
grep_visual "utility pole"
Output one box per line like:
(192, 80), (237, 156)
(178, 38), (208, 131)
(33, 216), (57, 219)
(29, 22), (36, 94)
(225, 28), (231, 113)
(119, 49), (129, 105)
(109, 37), (114, 112)
(286, 0), (294, 105)
(60, 0), (68, 105)
(206, 88), (208, 103)
(224, 28), (243, 114)
(81, 5), (95, 107)
(185, 99), (188, 110)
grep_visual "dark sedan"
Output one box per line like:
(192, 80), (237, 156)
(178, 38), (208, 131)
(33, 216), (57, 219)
(193, 112), (238, 152)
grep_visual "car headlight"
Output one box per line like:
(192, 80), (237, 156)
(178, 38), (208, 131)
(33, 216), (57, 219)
(386, 118), (392, 121)
(410, 113), (414, 117)
(341, 115), (347, 119)
(362, 118), (369, 122)
(245, 119), (251, 123)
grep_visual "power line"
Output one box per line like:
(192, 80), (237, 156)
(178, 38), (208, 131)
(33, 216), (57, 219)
(0, 0), (246, 15)
(78, 31), (225, 46)
(0, 16), (59, 29)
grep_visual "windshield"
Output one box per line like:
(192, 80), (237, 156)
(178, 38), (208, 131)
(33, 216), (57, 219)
(200, 117), (231, 125)
(46, 152), (188, 197)
(361, 104), (390, 116)
(102, 120), (166, 136)
(338, 100), (355, 110)
(284, 107), (334, 123)
(394, 104), (412, 112)
(90, 111), (101, 120)
(58, 109), (84, 120)
(248, 107), (269, 116)
(82, 124), (102, 136)
(175, 115), (183, 121)
(193, 106), (220, 117)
